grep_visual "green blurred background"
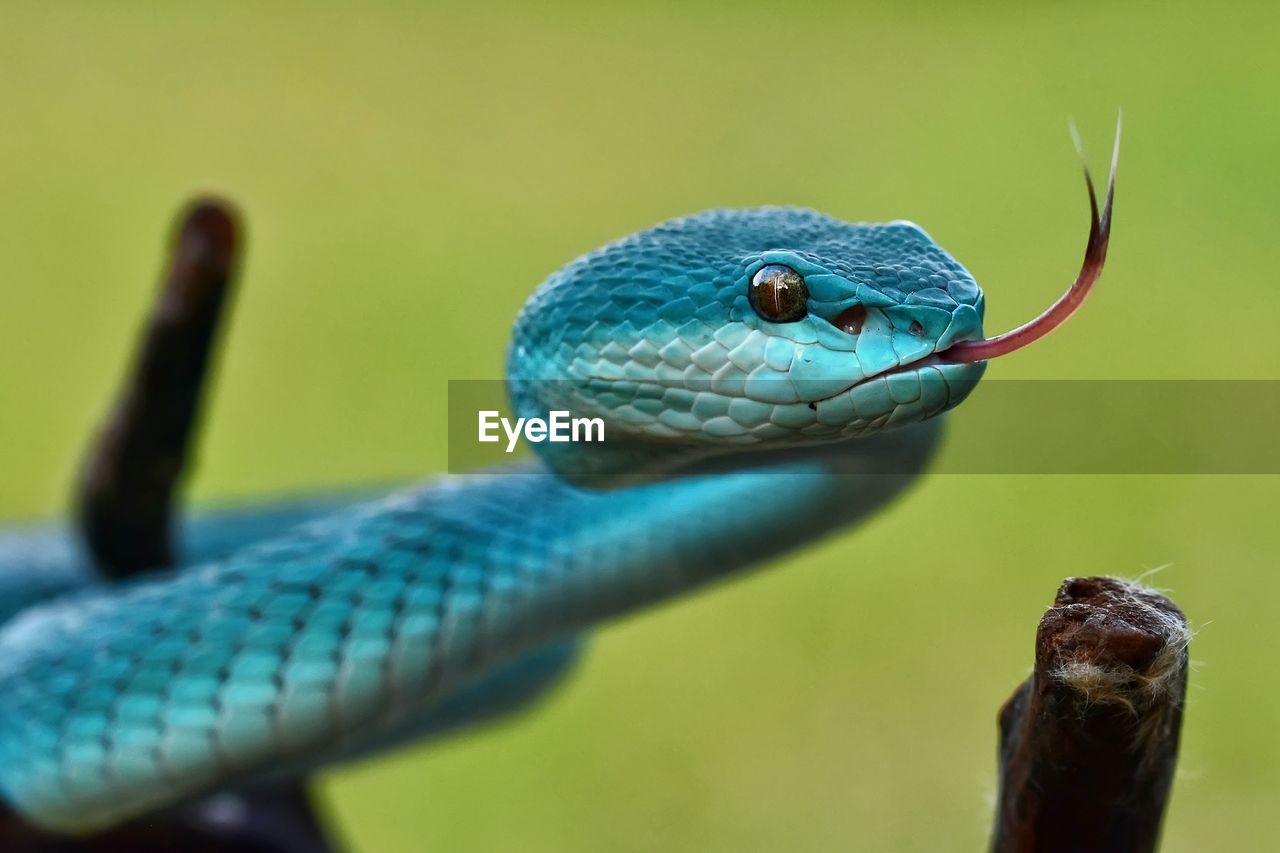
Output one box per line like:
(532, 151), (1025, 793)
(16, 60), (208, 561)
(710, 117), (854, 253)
(2, 1), (1278, 850)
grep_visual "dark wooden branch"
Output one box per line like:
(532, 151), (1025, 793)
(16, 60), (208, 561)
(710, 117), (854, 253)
(0, 782), (335, 852)
(991, 576), (1190, 853)
(15, 198), (342, 850)
(75, 198), (240, 578)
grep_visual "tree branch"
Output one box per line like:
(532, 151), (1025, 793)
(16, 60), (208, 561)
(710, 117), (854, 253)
(991, 576), (1190, 853)
(75, 198), (240, 577)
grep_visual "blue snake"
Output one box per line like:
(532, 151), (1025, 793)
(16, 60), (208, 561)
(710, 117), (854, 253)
(0, 142), (1115, 835)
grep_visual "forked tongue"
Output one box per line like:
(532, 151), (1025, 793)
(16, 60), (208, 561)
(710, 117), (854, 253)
(943, 117), (1120, 364)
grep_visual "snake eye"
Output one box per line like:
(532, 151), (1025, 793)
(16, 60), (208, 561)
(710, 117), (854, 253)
(749, 264), (809, 323)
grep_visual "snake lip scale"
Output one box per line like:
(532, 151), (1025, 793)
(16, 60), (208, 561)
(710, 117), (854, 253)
(810, 353), (952, 407)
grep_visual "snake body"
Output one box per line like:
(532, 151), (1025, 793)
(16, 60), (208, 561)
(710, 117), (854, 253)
(0, 206), (989, 833)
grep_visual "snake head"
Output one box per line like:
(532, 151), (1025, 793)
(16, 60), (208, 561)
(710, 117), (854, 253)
(510, 123), (1117, 485)
(506, 208), (986, 482)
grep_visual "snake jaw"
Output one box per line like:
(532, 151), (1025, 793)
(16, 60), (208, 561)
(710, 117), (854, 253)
(942, 115), (1120, 364)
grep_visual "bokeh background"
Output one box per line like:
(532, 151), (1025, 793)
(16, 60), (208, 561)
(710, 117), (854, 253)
(2, 2), (1278, 850)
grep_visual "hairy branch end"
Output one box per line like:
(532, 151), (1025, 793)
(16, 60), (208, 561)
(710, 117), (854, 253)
(991, 576), (1189, 853)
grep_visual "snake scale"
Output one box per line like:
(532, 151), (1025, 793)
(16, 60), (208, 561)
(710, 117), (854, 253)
(0, 136), (1115, 835)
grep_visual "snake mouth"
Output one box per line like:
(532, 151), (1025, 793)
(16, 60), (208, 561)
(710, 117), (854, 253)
(808, 354), (948, 407)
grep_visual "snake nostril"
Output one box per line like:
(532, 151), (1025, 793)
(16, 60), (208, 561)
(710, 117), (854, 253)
(909, 320), (925, 337)
(834, 304), (867, 336)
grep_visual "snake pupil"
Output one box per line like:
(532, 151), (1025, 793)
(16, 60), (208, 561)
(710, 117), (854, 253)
(749, 264), (809, 323)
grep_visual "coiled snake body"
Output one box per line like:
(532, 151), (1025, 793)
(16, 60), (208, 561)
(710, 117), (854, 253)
(0, 153), (1115, 834)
